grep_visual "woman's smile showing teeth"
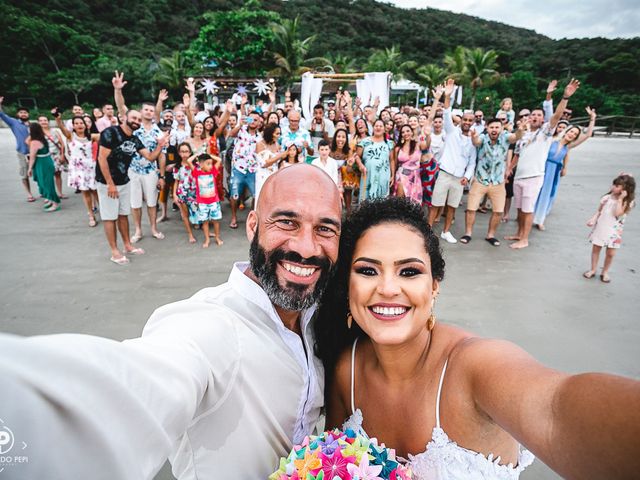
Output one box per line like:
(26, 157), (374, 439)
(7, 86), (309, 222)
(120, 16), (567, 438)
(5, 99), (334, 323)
(368, 304), (410, 320)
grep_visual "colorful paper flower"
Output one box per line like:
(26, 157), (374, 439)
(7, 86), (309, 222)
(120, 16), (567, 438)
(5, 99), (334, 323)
(253, 79), (271, 96)
(369, 444), (399, 477)
(346, 454), (383, 480)
(294, 450), (322, 478)
(317, 433), (341, 456)
(320, 450), (355, 479)
(340, 436), (371, 463)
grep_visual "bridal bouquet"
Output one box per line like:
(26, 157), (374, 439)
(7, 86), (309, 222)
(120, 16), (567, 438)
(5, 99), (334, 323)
(269, 427), (412, 480)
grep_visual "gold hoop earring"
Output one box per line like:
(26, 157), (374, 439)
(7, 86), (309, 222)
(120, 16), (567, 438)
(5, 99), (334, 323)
(346, 312), (353, 330)
(427, 313), (436, 331)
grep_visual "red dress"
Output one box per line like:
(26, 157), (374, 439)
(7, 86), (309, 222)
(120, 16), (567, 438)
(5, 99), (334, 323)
(208, 135), (225, 200)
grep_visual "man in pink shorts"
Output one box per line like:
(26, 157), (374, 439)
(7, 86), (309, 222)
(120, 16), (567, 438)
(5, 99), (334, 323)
(505, 78), (580, 249)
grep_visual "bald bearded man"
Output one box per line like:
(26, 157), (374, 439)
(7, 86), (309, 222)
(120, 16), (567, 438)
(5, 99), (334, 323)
(0, 164), (342, 479)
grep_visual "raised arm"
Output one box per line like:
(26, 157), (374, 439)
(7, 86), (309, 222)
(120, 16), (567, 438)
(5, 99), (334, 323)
(543, 80), (556, 121)
(185, 78), (196, 127)
(465, 339), (640, 480)
(0, 96), (19, 127)
(113, 70), (128, 116)
(442, 79), (456, 133)
(549, 79), (580, 130)
(155, 89), (168, 124)
(53, 108), (72, 141)
(214, 100), (235, 138)
(569, 107), (597, 149)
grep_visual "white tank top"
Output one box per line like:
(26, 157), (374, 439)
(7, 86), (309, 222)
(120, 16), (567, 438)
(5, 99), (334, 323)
(342, 338), (534, 480)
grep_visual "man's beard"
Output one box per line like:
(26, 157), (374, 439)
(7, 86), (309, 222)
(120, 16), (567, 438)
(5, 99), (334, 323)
(249, 232), (334, 311)
(127, 121), (140, 130)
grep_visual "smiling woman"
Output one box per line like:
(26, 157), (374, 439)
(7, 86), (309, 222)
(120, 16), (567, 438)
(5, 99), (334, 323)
(315, 196), (640, 480)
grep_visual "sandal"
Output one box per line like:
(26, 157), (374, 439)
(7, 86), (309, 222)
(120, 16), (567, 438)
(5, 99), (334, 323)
(88, 216), (97, 227)
(485, 237), (501, 247)
(583, 271), (595, 279)
(125, 247), (145, 255)
(110, 256), (130, 265)
(152, 231), (165, 240)
(600, 274), (611, 283)
(460, 235), (472, 244)
(131, 233), (143, 243)
(27, 196), (36, 202)
(229, 222), (238, 229)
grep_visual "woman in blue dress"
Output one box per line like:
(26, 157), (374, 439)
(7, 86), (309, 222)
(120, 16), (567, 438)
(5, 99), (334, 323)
(355, 119), (395, 201)
(534, 107), (596, 230)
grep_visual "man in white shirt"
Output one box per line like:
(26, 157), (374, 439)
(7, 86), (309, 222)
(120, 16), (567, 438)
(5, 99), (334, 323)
(0, 164), (342, 479)
(471, 110), (485, 135)
(428, 79), (477, 243)
(505, 78), (580, 249)
(304, 104), (335, 157)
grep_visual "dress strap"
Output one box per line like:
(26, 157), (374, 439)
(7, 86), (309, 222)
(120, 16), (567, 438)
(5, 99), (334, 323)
(350, 337), (360, 415)
(435, 359), (449, 429)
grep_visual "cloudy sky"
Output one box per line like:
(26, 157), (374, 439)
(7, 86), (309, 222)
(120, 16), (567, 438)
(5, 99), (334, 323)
(388, 0), (640, 39)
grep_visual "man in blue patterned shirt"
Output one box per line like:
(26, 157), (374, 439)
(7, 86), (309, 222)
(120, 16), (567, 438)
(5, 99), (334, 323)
(460, 118), (523, 246)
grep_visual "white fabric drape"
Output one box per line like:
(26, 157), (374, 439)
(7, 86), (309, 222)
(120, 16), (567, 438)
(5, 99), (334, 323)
(356, 79), (371, 108)
(456, 85), (463, 106)
(300, 72), (323, 120)
(365, 72), (390, 113)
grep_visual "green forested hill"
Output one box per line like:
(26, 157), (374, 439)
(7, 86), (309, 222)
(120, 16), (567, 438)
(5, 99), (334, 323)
(1, 0), (638, 115)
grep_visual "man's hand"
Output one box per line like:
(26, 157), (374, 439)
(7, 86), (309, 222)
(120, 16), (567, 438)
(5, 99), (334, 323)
(586, 106), (596, 119)
(432, 85), (444, 100)
(186, 77), (195, 93)
(157, 133), (168, 147)
(355, 96), (362, 107)
(225, 99), (236, 113)
(546, 80), (558, 94)
(460, 177), (469, 186)
(268, 86), (276, 103)
(107, 183), (119, 199)
(112, 71), (127, 90)
(560, 168), (567, 177)
(158, 89), (169, 102)
(444, 78), (456, 98)
(182, 93), (190, 107)
(563, 78), (580, 98)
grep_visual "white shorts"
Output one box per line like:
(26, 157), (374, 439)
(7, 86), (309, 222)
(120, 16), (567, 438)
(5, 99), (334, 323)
(129, 170), (159, 208)
(97, 182), (131, 220)
(431, 170), (465, 208)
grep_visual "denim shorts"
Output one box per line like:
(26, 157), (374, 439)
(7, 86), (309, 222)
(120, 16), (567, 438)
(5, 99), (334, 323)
(229, 168), (255, 199)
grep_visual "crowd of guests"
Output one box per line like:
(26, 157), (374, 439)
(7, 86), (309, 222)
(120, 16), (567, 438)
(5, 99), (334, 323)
(0, 72), (634, 278)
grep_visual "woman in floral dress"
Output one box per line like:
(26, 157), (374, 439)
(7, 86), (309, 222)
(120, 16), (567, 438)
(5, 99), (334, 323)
(55, 112), (100, 226)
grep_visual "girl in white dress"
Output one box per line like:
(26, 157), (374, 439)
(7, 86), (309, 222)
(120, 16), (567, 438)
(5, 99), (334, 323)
(316, 196), (640, 480)
(584, 173), (635, 282)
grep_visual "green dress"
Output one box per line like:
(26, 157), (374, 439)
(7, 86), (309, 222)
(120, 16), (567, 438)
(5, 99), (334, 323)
(34, 142), (60, 203)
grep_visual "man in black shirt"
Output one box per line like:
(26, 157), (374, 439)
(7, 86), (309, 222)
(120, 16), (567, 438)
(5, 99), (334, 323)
(96, 109), (166, 265)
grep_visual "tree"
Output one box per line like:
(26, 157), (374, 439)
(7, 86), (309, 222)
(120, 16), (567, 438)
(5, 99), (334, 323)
(328, 54), (357, 74)
(153, 52), (191, 96)
(443, 46), (468, 83)
(365, 46), (416, 81)
(269, 16), (330, 87)
(465, 48), (500, 109)
(187, 1), (280, 76)
(414, 64), (447, 89)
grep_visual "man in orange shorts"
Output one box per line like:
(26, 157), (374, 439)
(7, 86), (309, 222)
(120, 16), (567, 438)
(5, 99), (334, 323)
(460, 118), (523, 246)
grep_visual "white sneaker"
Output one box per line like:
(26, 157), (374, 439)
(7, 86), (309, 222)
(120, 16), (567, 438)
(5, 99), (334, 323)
(440, 231), (457, 244)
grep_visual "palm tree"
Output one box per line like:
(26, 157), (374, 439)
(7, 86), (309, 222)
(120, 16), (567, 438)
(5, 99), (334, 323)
(328, 53), (357, 74)
(269, 16), (330, 87)
(365, 46), (416, 81)
(414, 64), (447, 90)
(464, 48), (500, 109)
(153, 51), (189, 92)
